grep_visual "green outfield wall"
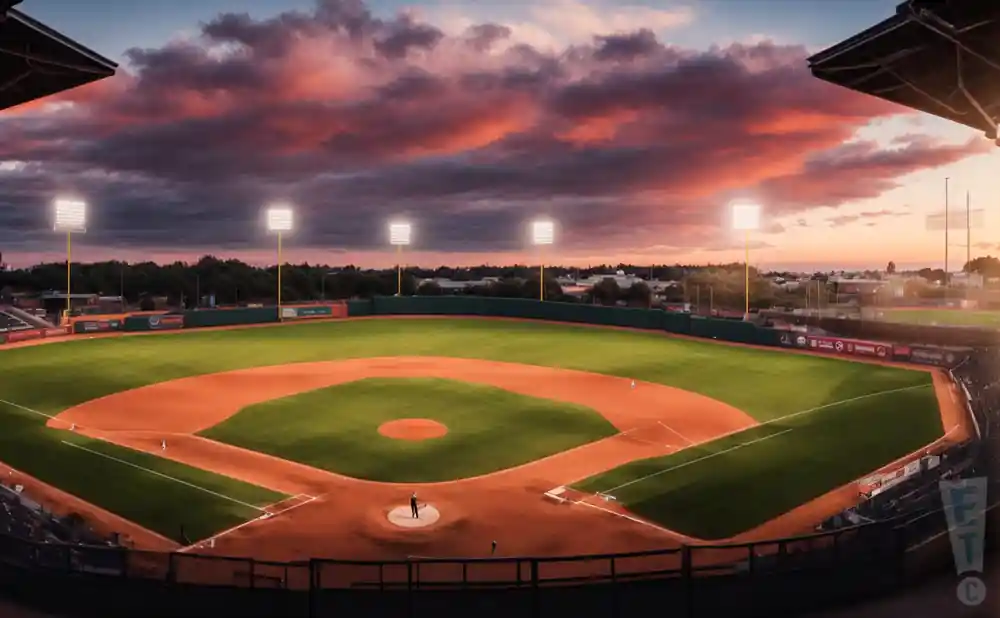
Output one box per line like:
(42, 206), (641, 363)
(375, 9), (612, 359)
(347, 296), (781, 345)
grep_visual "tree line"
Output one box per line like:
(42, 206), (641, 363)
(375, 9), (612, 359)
(3, 255), (994, 311)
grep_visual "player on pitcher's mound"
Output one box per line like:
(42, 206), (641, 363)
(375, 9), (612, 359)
(410, 492), (419, 518)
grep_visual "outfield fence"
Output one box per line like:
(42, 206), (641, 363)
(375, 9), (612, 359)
(1, 510), (987, 618)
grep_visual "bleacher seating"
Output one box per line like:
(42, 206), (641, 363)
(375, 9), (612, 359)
(819, 347), (1000, 537)
(0, 310), (31, 332)
(0, 481), (124, 563)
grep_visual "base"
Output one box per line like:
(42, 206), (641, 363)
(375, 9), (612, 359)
(387, 504), (440, 528)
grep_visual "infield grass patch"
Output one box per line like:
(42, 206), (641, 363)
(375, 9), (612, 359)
(200, 377), (618, 482)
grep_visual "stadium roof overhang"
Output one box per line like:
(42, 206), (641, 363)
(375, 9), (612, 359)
(808, 0), (1000, 141)
(0, 0), (117, 111)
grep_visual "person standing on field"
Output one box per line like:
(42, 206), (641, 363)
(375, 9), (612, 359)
(410, 492), (419, 518)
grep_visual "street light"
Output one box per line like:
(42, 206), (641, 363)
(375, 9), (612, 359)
(53, 198), (87, 321)
(730, 202), (761, 317)
(389, 221), (411, 296)
(266, 206), (294, 319)
(531, 219), (554, 301)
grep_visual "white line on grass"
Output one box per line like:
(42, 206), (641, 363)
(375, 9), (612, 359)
(178, 494), (320, 553)
(573, 499), (676, 535)
(0, 398), (55, 420)
(60, 440), (266, 512)
(602, 428), (795, 495)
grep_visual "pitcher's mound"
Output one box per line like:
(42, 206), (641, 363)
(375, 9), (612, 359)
(388, 504), (441, 528)
(378, 418), (448, 441)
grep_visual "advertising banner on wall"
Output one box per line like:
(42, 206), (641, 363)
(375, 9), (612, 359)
(282, 305), (335, 320)
(806, 335), (891, 359)
(903, 346), (968, 368)
(75, 319), (123, 334)
(147, 315), (184, 331)
(4, 329), (43, 343)
(777, 331), (809, 349)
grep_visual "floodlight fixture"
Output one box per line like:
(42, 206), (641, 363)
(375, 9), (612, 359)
(530, 218), (556, 301)
(730, 202), (762, 316)
(53, 198), (87, 233)
(266, 206), (294, 233)
(389, 221), (412, 246)
(52, 198), (88, 319)
(532, 219), (555, 245)
(730, 202), (761, 231)
(389, 221), (412, 295)
(265, 205), (294, 319)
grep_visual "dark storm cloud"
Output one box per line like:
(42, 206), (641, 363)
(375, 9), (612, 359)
(0, 0), (987, 260)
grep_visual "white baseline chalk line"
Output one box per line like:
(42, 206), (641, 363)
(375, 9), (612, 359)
(565, 383), (928, 493)
(573, 499), (675, 536)
(60, 440), (266, 512)
(179, 494), (321, 553)
(2, 398), (282, 514)
(602, 428), (796, 495)
(595, 383), (932, 497)
(0, 398), (55, 420)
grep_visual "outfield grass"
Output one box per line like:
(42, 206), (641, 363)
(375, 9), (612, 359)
(573, 383), (939, 539)
(0, 318), (942, 541)
(881, 308), (1000, 328)
(1, 404), (285, 542)
(201, 378), (617, 482)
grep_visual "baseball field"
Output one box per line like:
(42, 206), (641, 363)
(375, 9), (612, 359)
(880, 307), (1000, 328)
(0, 317), (963, 562)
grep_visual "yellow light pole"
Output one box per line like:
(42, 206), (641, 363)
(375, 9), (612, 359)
(278, 231), (283, 312)
(744, 229), (750, 315)
(389, 222), (412, 295)
(67, 231), (72, 317)
(731, 202), (761, 318)
(266, 206), (294, 320)
(532, 219), (554, 301)
(53, 199), (87, 323)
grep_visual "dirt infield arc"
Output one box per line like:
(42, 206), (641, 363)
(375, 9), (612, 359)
(46, 357), (757, 562)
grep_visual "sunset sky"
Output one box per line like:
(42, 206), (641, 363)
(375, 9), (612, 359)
(2, 0), (997, 271)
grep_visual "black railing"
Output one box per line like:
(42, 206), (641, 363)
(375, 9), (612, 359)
(0, 519), (937, 618)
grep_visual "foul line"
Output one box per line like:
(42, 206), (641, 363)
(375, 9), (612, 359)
(0, 398), (55, 420)
(60, 440), (266, 512)
(601, 428), (795, 495)
(178, 494), (320, 553)
(574, 499), (675, 536)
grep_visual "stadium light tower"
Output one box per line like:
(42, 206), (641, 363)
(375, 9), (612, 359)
(266, 205), (294, 319)
(730, 202), (761, 317)
(53, 198), (87, 321)
(531, 218), (555, 301)
(389, 221), (412, 296)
